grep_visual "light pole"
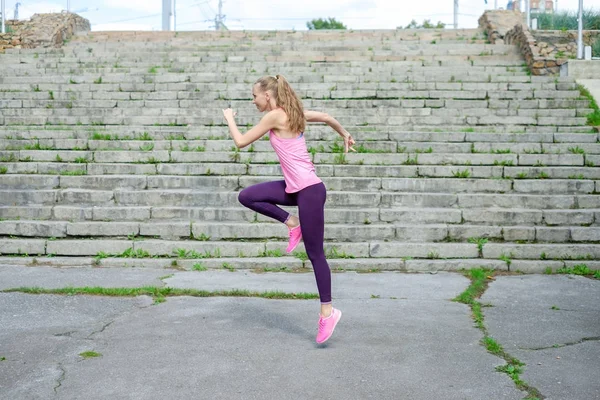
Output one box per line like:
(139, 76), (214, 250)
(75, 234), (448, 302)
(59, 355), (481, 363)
(577, 0), (583, 59)
(1, 0), (5, 34)
(454, 0), (458, 30)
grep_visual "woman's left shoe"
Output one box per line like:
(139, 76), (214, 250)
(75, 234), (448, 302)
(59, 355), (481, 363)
(286, 225), (302, 253)
(316, 308), (342, 344)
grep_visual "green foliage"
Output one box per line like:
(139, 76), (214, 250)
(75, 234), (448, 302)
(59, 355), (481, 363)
(592, 38), (600, 57)
(307, 17), (347, 30)
(534, 9), (600, 30)
(401, 19), (445, 29)
(577, 84), (600, 126)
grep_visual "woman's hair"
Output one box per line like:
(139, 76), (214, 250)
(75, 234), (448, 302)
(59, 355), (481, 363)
(254, 74), (305, 134)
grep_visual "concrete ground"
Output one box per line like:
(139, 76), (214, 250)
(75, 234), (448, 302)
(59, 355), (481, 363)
(0, 265), (598, 400)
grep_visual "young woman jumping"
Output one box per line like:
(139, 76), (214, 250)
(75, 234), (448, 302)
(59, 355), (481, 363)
(222, 74), (356, 344)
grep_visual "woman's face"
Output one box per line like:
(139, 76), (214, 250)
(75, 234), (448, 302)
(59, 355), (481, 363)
(252, 84), (271, 112)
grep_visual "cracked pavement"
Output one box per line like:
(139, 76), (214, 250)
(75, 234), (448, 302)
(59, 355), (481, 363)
(481, 274), (600, 400)
(0, 265), (598, 399)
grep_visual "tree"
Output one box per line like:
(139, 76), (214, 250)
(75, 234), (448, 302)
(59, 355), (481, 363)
(401, 19), (446, 29)
(307, 17), (347, 30)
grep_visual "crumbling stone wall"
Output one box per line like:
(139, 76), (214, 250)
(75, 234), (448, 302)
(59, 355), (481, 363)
(478, 10), (525, 44)
(506, 24), (600, 75)
(0, 12), (90, 53)
(480, 10), (600, 76)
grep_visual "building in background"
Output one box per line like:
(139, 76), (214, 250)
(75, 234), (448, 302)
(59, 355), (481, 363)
(531, 0), (555, 13)
(506, 0), (521, 11)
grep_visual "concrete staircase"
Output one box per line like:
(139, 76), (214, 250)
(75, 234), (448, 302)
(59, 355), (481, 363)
(0, 29), (598, 273)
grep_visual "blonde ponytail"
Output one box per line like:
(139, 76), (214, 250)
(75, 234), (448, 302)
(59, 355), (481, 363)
(254, 75), (306, 134)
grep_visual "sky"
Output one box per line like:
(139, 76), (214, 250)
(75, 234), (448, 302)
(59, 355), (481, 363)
(3, 0), (599, 32)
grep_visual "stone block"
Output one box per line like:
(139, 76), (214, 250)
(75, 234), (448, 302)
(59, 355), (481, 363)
(0, 221), (67, 237)
(535, 227), (571, 243)
(570, 228), (600, 242)
(0, 239), (46, 255)
(46, 239), (133, 256)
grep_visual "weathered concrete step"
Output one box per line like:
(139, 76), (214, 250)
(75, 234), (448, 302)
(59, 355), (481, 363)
(0, 94), (591, 115)
(2, 220), (600, 243)
(5, 254), (591, 273)
(8, 150), (589, 167)
(5, 162), (598, 181)
(314, 152), (588, 166)
(0, 128), (597, 145)
(0, 61), (525, 71)
(1, 116), (590, 131)
(3, 48), (521, 62)
(1, 205), (597, 226)
(4, 138), (598, 155)
(3, 189), (599, 209)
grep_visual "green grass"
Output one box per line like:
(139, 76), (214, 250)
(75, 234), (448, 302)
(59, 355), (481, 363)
(192, 262), (207, 271)
(333, 153), (347, 165)
(577, 84), (600, 126)
(79, 351), (102, 359)
(60, 170), (87, 176)
(452, 169), (471, 178)
(293, 251), (309, 261)
(0, 167), (7, 174)
(326, 247), (355, 259)
(91, 132), (114, 140)
(515, 172), (528, 179)
(3, 286), (319, 300)
(468, 237), (488, 257)
(258, 249), (284, 257)
(534, 9), (600, 30)
(555, 264), (599, 278)
(568, 146), (585, 154)
(454, 268), (542, 398)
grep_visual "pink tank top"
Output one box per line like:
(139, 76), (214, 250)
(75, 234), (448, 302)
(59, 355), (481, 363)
(269, 130), (322, 193)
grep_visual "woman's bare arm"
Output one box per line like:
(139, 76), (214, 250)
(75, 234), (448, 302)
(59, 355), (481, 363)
(305, 110), (356, 152)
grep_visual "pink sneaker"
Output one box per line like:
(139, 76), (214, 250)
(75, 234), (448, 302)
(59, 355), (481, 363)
(316, 308), (342, 344)
(286, 225), (302, 253)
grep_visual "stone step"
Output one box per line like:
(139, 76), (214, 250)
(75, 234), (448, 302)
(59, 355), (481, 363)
(1, 139), (598, 154)
(2, 56), (526, 67)
(2, 84), (581, 99)
(0, 62), (531, 73)
(10, 44), (520, 54)
(1, 219), (599, 243)
(2, 189), (598, 209)
(2, 254), (595, 273)
(1, 162), (598, 180)
(0, 117), (590, 129)
(0, 205), (597, 226)
(1, 127), (596, 142)
(0, 138), (600, 158)
(8, 149), (589, 167)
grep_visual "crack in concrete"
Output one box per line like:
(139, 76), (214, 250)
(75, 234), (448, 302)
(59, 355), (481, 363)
(53, 363), (66, 394)
(519, 336), (600, 351)
(87, 320), (114, 339)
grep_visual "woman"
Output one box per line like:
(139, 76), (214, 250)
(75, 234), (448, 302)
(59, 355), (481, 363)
(222, 74), (356, 344)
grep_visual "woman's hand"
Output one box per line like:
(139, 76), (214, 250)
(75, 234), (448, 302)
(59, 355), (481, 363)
(343, 133), (356, 153)
(222, 108), (237, 122)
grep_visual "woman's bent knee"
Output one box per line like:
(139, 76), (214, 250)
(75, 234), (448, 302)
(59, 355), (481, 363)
(238, 188), (252, 207)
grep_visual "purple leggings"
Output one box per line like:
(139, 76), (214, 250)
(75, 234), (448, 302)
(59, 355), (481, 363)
(238, 181), (331, 303)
